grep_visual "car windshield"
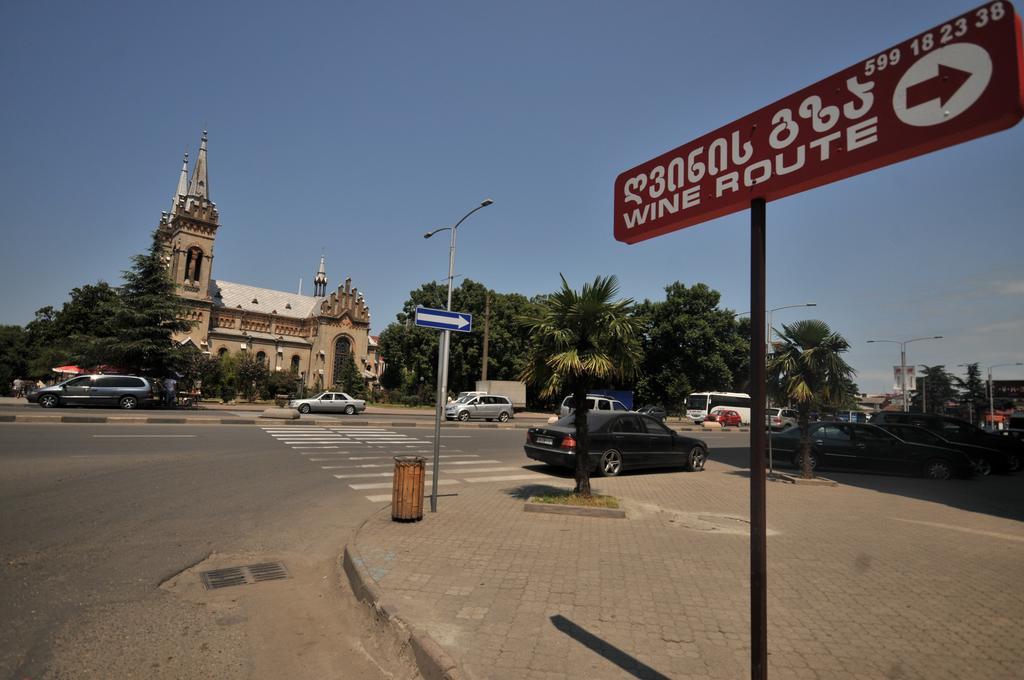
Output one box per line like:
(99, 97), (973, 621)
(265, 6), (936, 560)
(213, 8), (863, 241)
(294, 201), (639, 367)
(767, 408), (780, 416)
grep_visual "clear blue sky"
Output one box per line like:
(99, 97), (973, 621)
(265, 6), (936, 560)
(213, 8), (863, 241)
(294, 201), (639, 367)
(1, 0), (1021, 393)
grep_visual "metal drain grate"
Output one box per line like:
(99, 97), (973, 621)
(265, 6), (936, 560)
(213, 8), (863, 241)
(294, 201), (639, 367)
(200, 562), (290, 590)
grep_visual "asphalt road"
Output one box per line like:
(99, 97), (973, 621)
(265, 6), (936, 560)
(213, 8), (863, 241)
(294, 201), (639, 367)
(0, 422), (746, 679)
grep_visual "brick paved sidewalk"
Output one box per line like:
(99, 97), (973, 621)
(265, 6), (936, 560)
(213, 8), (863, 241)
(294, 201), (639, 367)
(352, 460), (1024, 679)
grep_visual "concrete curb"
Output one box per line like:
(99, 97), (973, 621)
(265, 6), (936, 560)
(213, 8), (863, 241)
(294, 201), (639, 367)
(343, 511), (469, 680)
(768, 471), (839, 486)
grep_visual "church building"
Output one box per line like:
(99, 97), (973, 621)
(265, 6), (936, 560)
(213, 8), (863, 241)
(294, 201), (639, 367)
(156, 131), (376, 391)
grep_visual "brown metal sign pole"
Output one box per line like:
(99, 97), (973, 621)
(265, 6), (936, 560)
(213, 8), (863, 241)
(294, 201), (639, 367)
(750, 198), (768, 679)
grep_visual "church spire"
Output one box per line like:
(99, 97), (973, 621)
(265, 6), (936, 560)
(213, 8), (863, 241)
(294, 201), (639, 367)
(187, 130), (209, 200)
(171, 149), (188, 214)
(313, 254), (328, 297)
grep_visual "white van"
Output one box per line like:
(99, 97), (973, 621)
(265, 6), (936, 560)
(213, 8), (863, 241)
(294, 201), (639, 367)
(559, 395), (630, 417)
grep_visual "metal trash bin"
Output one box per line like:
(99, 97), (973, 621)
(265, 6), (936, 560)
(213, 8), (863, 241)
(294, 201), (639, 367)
(392, 456), (425, 522)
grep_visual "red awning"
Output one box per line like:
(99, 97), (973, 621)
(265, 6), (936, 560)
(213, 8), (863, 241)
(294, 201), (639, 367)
(51, 365), (83, 375)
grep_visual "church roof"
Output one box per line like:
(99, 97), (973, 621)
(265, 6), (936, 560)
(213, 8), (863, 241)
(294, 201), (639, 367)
(210, 280), (324, 318)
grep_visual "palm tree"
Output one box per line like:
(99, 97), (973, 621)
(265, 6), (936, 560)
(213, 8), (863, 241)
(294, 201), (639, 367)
(768, 320), (856, 478)
(520, 275), (643, 496)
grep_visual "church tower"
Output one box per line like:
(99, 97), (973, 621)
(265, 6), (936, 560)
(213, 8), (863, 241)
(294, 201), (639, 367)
(313, 255), (328, 297)
(159, 131), (219, 303)
(159, 131), (219, 343)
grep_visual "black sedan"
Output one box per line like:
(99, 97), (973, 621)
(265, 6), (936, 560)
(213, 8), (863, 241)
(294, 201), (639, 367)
(877, 423), (1008, 477)
(769, 422), (974, 479)
(524, 412), (708, 476)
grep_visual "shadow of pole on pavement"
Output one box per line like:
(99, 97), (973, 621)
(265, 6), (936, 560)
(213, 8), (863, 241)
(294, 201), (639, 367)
(550, 614), (671, 680)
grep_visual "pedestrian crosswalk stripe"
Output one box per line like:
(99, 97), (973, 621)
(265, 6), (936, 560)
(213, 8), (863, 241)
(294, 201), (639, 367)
(365, 494), (394, 503)
(290, 446), (340, 450)
(348, 479), (460, 490)
(317, 459), (501, 469)
(330, 467), (519, 478)
(464, 474), (546, 483)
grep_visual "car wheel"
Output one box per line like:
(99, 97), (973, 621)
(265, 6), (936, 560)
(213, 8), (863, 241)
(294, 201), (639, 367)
(458, 411), (470, 422)
(39, 394), (59, 408)
(344, 405), (356, 415)
(298, 404), (311, 414)
(923, 458), (953, 480)
(119, 396), (138, 410)
(599, 449), (622, 476)
(792, 451), (818, 471)
(498, 411), (510, 423)
(973, 457), (993, 477)
(687, 446), (706, 472)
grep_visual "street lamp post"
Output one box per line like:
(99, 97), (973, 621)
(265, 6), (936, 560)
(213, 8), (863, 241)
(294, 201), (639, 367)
(765, 303), (816, 474)
(987, 362), (1023, 431)
(866, 336), (943, 412)
(423, 199), (493, 512)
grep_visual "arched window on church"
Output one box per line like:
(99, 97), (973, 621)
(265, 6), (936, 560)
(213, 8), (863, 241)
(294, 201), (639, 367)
(256, 351), (267, 365)
(218, 347), (228, 358)
(332, 337), (352, 386)
(290, 355), (301, 374)
(187, 247), (204, 281)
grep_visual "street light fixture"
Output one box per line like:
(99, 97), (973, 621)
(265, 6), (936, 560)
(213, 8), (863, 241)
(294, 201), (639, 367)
(422, 198), (494, 512)
(987, 362), (1023, 431)
(866, 336), (943, 412)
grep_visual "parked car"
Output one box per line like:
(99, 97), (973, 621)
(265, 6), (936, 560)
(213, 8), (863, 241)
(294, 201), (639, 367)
(869, 412), (1021, 473)
(446, 395), (513, 422)
(768, 422), (974, 479)
(636, 404), (667, 422)
(559, 395), (630, 417)
(525, 411), (708, 476)
(288, 391), (366, 415)
(27, 374), (163, 410)
(876, 423), (1007, 476)
(766, 407), (798, 431)
(707, 408), (742, 427)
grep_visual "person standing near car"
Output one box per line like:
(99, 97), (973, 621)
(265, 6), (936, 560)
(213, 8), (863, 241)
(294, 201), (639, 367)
(163, 376), (177, 408)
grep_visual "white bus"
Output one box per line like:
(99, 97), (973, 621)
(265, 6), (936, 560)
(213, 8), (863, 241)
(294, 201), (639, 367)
(686, 391), (752, 424)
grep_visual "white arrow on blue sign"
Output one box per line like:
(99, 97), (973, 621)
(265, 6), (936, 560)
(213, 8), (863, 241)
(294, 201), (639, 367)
(414, 307), (473, 333)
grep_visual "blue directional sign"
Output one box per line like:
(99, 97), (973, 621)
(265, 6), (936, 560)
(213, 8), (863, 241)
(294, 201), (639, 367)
(414, 307), (473, 333)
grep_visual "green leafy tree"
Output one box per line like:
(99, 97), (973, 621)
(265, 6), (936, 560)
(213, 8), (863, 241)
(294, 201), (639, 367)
(913, 365), (956, 414)
(0, 325), (29, 394)
(104, 231), (193, 376)
(235, 352), (268, 402)
(768, 320), (856, 478)
(954, 363), (987, 423)
(377, 279), (539, 401)
(334, 354), (368, 399)
(520, 275), (643, 497)
(632, 282), (749, 415)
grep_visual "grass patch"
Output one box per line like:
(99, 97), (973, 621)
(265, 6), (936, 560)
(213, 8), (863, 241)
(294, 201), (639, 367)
(532, 492), (620, 509)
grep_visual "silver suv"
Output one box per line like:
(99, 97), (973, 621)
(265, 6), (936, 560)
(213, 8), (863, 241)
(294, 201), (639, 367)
(767, 407), (798, 431)
(446, 395), (514, 422)
(559, 395), (630, 417)
(28, 374), (162, 410)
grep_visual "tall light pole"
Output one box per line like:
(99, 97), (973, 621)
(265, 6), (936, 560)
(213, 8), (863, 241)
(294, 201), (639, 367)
(987, 362), (1023, 431)
(423, 198), (493, 512)
(764, 303), (815, 474)
(866, 336), (943, 412)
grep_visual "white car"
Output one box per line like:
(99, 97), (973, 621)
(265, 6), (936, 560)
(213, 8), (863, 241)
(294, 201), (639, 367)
(289, 391), (366, 415)
(559, 395), (630, 417)
(446, 395), (514, 422)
